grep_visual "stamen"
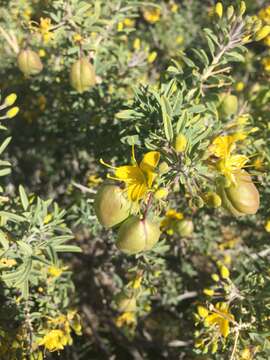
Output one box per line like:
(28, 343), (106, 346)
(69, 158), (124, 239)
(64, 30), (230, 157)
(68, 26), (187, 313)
(100, 158), (116, 169)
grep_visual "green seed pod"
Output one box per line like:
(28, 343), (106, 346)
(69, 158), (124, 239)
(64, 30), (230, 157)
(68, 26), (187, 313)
(174, 219), (194, 237)
(70, 57), (96, 93)
(17, 49), (43, 76)
(217, 170), (259, 216)
(116, 216), (161, 255)
(94, 183), (130, 228)
(115, 292), (137, 313)
(219, 94), (238, 117)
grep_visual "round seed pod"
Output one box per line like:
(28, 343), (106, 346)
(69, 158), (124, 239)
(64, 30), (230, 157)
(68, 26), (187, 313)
(17, 49), (43, 76)
(217, 170), (259, 216)
(94, 183), (130, 228)
(116, 216), (161, 255)
(174, 219), (194, 237)
(219, 94), (238, 117)
(70, 57), (96, 93)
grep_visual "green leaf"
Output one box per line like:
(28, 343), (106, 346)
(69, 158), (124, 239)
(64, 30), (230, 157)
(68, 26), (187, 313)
(17, 241), (33, 256)
(160, 96), (174, 142)
(54, 245), (82, 253)
(0, 168), (11, 177)
(0, 137), (11, 155)
(19, 185), (29, 211)
(0, 211), (25, 223)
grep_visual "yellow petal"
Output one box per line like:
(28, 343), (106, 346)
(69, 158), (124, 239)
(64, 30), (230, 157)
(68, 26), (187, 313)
(140, 151), (160, 173)
(220, 319), (230, 337)
(115, 165), (143, 181)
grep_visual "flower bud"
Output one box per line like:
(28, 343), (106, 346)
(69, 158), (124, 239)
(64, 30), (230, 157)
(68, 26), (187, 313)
(115, 292), (137, 313)
(5, 106), (19, 119)
(239, 1), (246, 16)
(255, 25), (270, 41)
(226, 5), (234, 20)
(217, 170), (259, 216)
(174, 219), (193, 237)
(174, 133), (187, 153)
(204, 191), (222, 208)
(159, 161), (170, 174)
(116, 216), (161, 254)
(17, 49), (43, 76)
(215, 2), (223, 18)
(4, 93), (17, 106)
(70, 57), (96, 93)
(219, 94), (238, 117)
(94, 183), (131, 228)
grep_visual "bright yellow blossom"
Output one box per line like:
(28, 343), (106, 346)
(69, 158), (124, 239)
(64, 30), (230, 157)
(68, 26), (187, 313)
(39, 17), (54, 43)
(147, 51), (157, 63)
(101, 147), (160, 202)
(235, 81), (245, 92)
(48, 266), (63, 278)
(38, 329), (69, 352)
(262, 57), (270, 72)
(0, 258), (17, 268)
(115, 311), (136, 327)
(143, 7), (161, 24)
(203, 288), (215, 296)
(204, 302), (234, 338)
(160, 209), (184, 234)
(265, 220), (270, 232)
(210, 135), (249, 183)
(133, 38), (141, 50)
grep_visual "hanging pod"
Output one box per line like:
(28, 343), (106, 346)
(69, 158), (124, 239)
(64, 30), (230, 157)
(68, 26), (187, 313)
(94, 183), (131, 228)
(116, 216), (161, 255)
(70, 57), (96, 93)
(217, 170), (260, 216)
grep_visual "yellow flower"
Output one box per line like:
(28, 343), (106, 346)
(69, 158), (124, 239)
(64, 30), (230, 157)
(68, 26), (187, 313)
(259, 6), (270, 24)
(133, 38), (141, 50)
(73, 33), (83, 43)
(143, 7), (161, 24)
(235, 81), (245, 92)
(211, 273), (220, 282)
(197, 306), (209, 318)
(0, 258), (17, 268)
(154, 187), (169, 199)
(123, 18), (135, 27)
(39, 17), (54, 43)
(44, 213), (53, 224)
(117, 22), (124, 32)
(255, 25), (270, 41)
(115, 312), (136, 327)
(176, 35), (184, 45)
(264, 35), (270, 46)
(170, 3), (179, 13)
(210, 135), (249, 182)
(160, 209), (184, 233)
(38, 329), (69, 352)
(204, 302), (234, 338)
(220, 265), (230, 280)
(262, 57), (270, 72)
(39, 49), (46, 57)
(253, 157), (264, 170)
(174, 133), (187, 153)
(129, 274), (143, 289)
(48, 266), (63, 278)
(101, 147), (160, 202)
(147, 51), (157, 63)
(265, 220), (270, 232)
